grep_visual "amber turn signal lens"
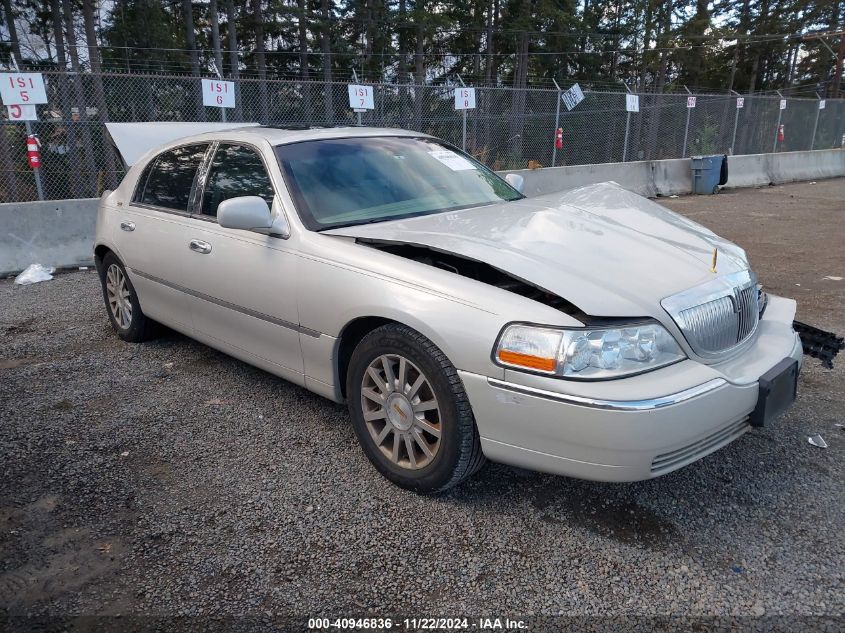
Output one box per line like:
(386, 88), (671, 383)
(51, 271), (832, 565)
(497, 350), (556, 372)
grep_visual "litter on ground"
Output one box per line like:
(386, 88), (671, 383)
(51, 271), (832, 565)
(808, 434), (828, 449)
(14, 264), (55, 285)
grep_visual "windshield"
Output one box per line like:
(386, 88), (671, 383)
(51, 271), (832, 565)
(274, 136), (523, 230)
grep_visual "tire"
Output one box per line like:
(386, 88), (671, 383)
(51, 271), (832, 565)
(98, 252), (157, 343)
(346, 323), (486, 493)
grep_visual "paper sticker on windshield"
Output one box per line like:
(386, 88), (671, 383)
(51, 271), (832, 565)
(429, 149), (475, 171)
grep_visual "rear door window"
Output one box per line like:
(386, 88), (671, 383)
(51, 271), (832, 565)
(134, 144), (209, 212)
(200, 144), (275, 217)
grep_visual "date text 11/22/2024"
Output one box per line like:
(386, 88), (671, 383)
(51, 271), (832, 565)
(307, 617), (529, 630)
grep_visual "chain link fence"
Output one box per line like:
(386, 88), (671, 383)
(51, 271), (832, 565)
(2, 69), (844, 202)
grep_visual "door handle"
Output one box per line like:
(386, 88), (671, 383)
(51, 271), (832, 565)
(120, 221), (135, 232)
(188, 239), (212, 254)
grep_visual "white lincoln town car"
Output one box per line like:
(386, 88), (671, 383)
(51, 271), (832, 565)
(95, 125), (802, 492)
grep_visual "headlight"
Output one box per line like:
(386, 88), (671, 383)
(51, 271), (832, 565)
(494, 322), (686, 379)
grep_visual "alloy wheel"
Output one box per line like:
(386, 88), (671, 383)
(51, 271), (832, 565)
(106, 264), (132, 329)
(360, 353), (442, 470)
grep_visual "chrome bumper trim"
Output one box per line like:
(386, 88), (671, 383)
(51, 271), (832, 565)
(486, 377), (727, 411)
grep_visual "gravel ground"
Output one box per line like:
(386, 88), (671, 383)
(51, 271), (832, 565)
(1, 179), (843, 629)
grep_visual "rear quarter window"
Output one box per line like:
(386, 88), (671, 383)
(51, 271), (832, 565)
(132, 144), (209, 212)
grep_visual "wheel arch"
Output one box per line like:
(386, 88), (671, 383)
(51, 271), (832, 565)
(93, 243), (112, 269)
(93, 242), (129, 274)
(334, 316), (395, 400)
(333, 312), (460, 401)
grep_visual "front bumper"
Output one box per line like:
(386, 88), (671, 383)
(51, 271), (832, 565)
(460, 295), (803, 482)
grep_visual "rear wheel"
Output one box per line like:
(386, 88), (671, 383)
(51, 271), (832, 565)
(346, 323), (486, 493)
(98, 252), (156, 342)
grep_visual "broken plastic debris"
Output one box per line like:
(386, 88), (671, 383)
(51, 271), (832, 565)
(808, 434), (828, 448)
(79, 266), (89, 271)
(823, 276), (842, 281)
(120, 451), (129, 457)
(669, 195), (679, 198)
(14, 264), (55, 285)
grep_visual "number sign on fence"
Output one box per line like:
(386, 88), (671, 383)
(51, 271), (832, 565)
(0, 73), (48, 105)
(201, 79), (235, 108)
(348, 85), (374, 112)
(7, 104), (37, 121)
(454, 87), (476, 110)
(561, 83), (585, 111)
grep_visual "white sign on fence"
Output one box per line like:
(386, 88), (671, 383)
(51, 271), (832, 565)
(201, 79), (235, 108)
(561, 83), (585, 111)
(625, 94), (639, 112)
(819, 99), (826, 110)
(348, 84), (374, 111)
(6, 104), (37, 121)
(736, 97), (744, 108)
(686, 96), (696, 108)
(779, 99), (787, 110)
(454, 87), (476, 110)
(0, 73), (48, 105)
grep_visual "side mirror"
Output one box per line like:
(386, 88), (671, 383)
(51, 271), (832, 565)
(217, 196), (289, 238)
(504, 173), (525, 194)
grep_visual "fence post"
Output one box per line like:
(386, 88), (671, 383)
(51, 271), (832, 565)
(457, 75), (467, 151)
(352, 69), (362, 126)
(682, 85), (692, 158)
(552, 79), (562, 167)
(730, 90), (741, 154)
(621, 81), (632, 162)
(213, 61), (228, 123)
(773, 91), (784, 153)
(810, 94), (821, 150)
(11, 58), (45, 200)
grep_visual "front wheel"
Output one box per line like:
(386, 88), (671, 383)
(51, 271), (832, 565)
(346, 323), (486, 493)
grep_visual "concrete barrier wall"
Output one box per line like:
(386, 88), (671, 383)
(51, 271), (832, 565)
(2, 148), (843, 276)
(0, 198), (98, 276)
(501, 148), (845, 197)
(724, 149), (845, 189)
(498, 157), (692, 198)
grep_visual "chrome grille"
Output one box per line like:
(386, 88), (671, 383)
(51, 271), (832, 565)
(662, 270), (760, 358)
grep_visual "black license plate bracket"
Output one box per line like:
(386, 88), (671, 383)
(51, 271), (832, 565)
(749, 358), (799, 427)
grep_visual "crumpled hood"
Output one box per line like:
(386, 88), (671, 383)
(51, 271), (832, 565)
(325, 182), (749, 318)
